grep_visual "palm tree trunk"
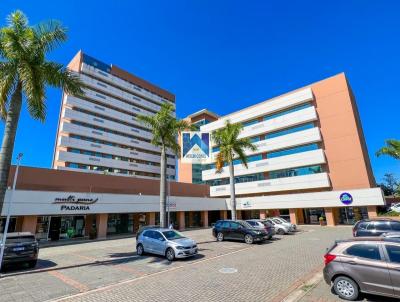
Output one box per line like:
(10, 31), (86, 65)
(229, 161), (237, 220)
(0, 83), (22, 215)
(159, 145), (167, 228)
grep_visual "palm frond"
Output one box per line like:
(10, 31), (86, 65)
(376, 139), (400, 160)
(34, 20), (67, 52)
(0, 62), (17, 119)
(41, 62), (83, 97)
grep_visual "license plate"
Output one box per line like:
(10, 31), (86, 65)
(13, 247), (25, 252)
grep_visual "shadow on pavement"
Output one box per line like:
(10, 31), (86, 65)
(1, 259), (57, 274)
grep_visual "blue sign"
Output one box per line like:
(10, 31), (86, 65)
(340, 192), (353, 205)
(181, 132), (211, 163)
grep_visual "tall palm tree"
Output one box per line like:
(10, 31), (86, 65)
(0, 11), (83, 212)
(137, 103), (192, 227)
(376, 139), (400, 160)
(213, 120), (257, 220)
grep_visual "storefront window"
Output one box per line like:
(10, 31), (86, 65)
(59, 216), (85, 239)
(303, 208), (325, 224)
(107, 214), (134, 235)
(0, 217), (17, 233)
(36, 216), (50, 241)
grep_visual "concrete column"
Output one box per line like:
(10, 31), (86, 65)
(15, 216), (24, 232)
(85, 214), (96, 237)
(177, 212), (185, 230)
(220, 210), (228, 220)
(96, 214), (108, 239)
(236, 210), (242, 220)
(21, 216), (37, 234)
(367, 206), (378, 218)
(147, 212), (156, 225)
(259, 210), (267, 220)
(201, 211), (209, 227)
(325, 207), (338, 226)
(289, 208), (304, 224)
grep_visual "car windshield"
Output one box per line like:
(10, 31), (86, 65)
(162, 230), (185, 240)
(278, 218), (288, 223)
(273, 219), (282, 224)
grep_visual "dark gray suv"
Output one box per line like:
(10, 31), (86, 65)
(353, 219), (400, 237)
(323, 238), (400, 300)
(0, 232), (39, 269)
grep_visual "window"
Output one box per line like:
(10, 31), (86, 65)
(230, 222), (240, 230)
(242, 119), (259, 127)
(267, 144), (319, 159)
(221, 221), (230, 228)
(386, 245), (400, 263)
(265, 123), (314, 140)
(269, 165), (322, 179)
(263, 103), (312, 121)
(375, 222), (391, 231)
(153, 231), (164, 241)
(346, 244), (381, 260)
(143, 230), (152, 238)
(391, 222), (400, 231)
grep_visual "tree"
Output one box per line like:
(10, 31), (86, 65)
(0, 11), (83, 213)
(137, 103), (192, 227)
(378, 173), (399, 196)
(376, 139), (400, 160)
(213, 120), (257, 220)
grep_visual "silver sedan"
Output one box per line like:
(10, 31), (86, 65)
(136, 228), (198, 261)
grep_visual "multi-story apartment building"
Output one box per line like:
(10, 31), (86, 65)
(53, 51), (176, 180)
(179, 73), (385, 226)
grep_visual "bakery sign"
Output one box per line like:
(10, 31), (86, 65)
(53, 195), (99, 211)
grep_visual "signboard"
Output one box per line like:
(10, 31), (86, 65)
(241, 201), (252, 209)
(181, 132), (211, 163)
(52, 195), (99, 211)
(340, 192), (353, 205)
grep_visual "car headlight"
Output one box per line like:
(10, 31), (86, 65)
(253, 231), (261, 235)
(176, 246), (185, 250)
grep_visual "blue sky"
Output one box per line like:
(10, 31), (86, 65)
(0, 1), (399, 183)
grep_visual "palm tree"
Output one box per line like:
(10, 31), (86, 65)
(0, 11), (83, 212)
(376, 139), (400, 160)
(137, 103), (192, 227)
(213, 120), (257, 220)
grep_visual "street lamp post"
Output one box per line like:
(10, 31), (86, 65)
(0, 153), (23, 273)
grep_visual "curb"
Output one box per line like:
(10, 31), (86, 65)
(281, 271), (323, 302)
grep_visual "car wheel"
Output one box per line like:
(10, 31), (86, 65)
(277, 228), (285, 235)
(166, 248), (175, 261)
(28, 260), (37, 268)
(216, 232), (224, 242)
(137, 244), (144, 256)
(333, 276), (359, 301)
(244, 234), (254, 244)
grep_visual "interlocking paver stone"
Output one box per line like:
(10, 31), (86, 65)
(0, 226), (352, 302)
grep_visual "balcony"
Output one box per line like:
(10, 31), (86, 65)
(209, 172), (331, 197)
(202, 149), (326, 181)
(58, 136), (176, 166)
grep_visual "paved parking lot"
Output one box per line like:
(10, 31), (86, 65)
(299, 277), (399, 302)
(0, 225), (352, 302)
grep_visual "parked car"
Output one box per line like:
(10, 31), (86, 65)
(212, 220), (269, 244)
(136, 225), (158, 240)
(136, 228), (197, 261)
(353, 219), (400, 237)
(271, 217), (297, 231)
(390, 203), (400, 213)
(264, 218), (292, 235)
(323, 237), (400, 301)
(380, 232), (400, 239)
(0, 232), (39, 270)
(245, 219), (275, 239)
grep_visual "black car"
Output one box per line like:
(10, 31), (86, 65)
(353, 219), (400, 237)
(0, 232), (39, 269)
(212, 220), (268, 244)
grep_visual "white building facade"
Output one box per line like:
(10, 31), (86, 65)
(53, 51), (176, 180)
(180, 74), (385, 225)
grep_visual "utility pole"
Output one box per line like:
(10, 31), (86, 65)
(0, 153), (23, 274)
